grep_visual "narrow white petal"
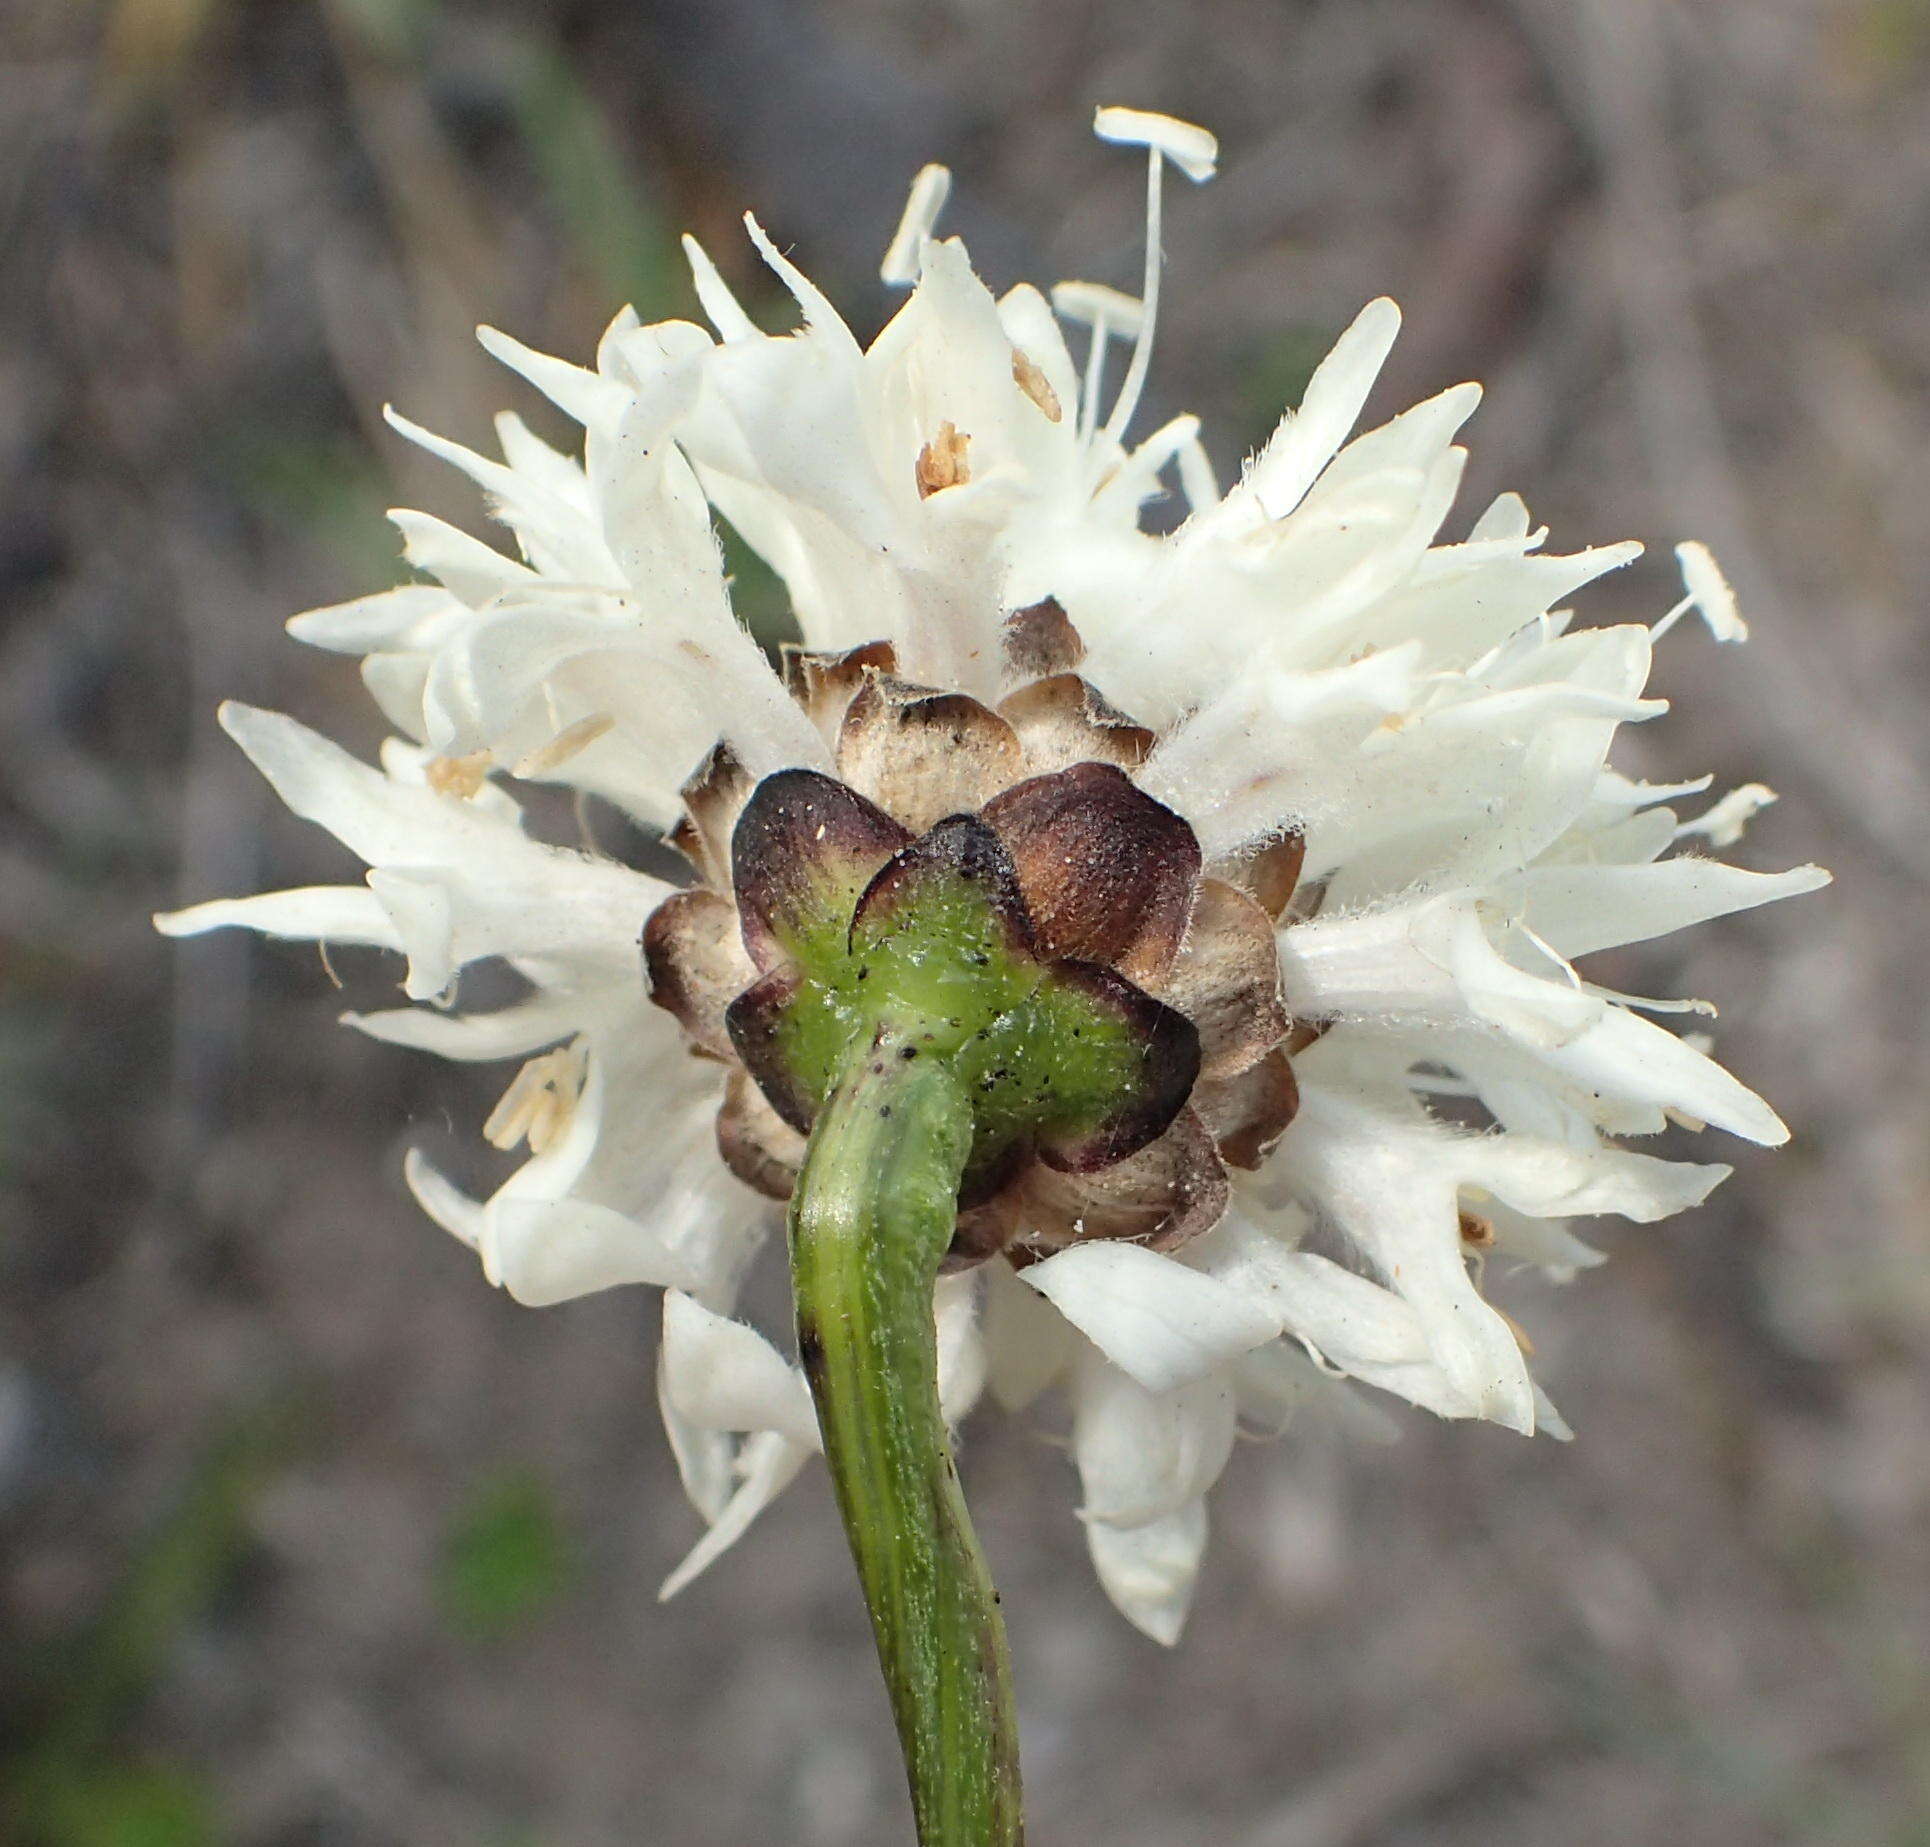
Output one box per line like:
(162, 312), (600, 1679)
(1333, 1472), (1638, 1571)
(1459, 1135), (1730, 1225)
(344, 996), (582, 1062)
(388, 509), (536, 605)
(660, 1338), (735, 1524)
(402, 1148), (484, 1252)
(154, 885), (400, 949)
(1538, 1003), (1790, 1145)
(1282, 1088), (1537, 1431)
(1515, 858), (1830, 960)
(360, 653), (431, 740)
(1236, 298), (1402, 523)
(1022, 1244), (1279, 1394)
(658, 1432), (810, 1600)
(743, 213), (858, 346)
(1468, 491), (1533, 541)
(217, 702), (510, 869)
(477, 323), (630, 428)
(680, 233), (758, 343)
(287, 584), (454, 653)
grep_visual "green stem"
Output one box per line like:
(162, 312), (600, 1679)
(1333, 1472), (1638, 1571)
(789, 1032), (1025, 1847)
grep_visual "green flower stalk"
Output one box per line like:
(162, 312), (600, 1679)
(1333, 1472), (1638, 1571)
(790, 1043), (1021, 1845)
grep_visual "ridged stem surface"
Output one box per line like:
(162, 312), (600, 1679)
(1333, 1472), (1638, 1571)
(789, 1034), (1024, 1847)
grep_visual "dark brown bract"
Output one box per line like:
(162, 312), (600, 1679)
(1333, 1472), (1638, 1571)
(644, 609), (1302, 1266)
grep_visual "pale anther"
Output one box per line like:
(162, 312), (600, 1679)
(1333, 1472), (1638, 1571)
(426, 750), (492, 798)
(1092, 107), (1220, 183)
(881, 164), (953, 286)
(515, 713), (615, 778)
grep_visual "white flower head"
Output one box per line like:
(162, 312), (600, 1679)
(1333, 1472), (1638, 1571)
(158, 108), (1827, 1644)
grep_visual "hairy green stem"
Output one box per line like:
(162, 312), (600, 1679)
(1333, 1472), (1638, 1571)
(789, 1033), (1025, 1847)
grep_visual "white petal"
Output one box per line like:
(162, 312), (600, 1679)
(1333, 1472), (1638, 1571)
(402, 1148), (484, 1253)
(1071, 1347), (1237, 1526)
(344, 994), (584, 1062)
(659, 1431), (810, 1600)
(287, 584), (455, 653)
(484, 1197), (706, 1307)
(1280, 1087), (1536, 1431)
(1459, 1134), (1729, 1225)
(154, 885), (400, 949)
(359, 653), (431, 740)
(1085, 1499), (1209, 1644)
(660, 1292), (821, 1452)
(1468, 491), (1533, 541)
(680, 234), (758, 343)
(1022, 1244), (1279, 1394)
(1277, 893), (1599, 1049)
(1536, 1002), (1790, 1145)
(660, 1338), (735, 1524)
(477, 323), (630, 429)
(1203, 1217), (1488, 1422)
(743, 213), (858, 347)
(1230, 298), (1402, 524)
(383, 406), (622, 585)
(1515, 857), (1829, 960)
(217, 703), (514, 870)
(388, 509), (537, 606)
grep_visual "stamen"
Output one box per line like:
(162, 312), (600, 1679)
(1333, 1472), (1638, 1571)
(1101, 147), (1167, 447)
(1673, 541), (1749, 642)
(1517, 920), (1583, 991)
(1458, 1210), (1497, 1249)
(484, 1044), (587, 1155)
(1051, 283), (1141, 447)
(1582, 985), (1718, 1017)
(1090, 108), (1216, 449)
(515, 712), (616, 778)
(1092, 107), (1220, 183)
(881, 164), (953, 286)
(915, 422), (972, 498)
(1011, 348), (1063, 422)
(426, 750), (492, 799)
(1650, 595), (1696, 643)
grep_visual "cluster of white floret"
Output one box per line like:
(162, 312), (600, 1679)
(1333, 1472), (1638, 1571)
(160, 109), (1825, 1641)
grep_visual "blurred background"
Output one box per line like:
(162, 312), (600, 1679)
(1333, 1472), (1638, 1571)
(4, 0), (1928, 1841)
